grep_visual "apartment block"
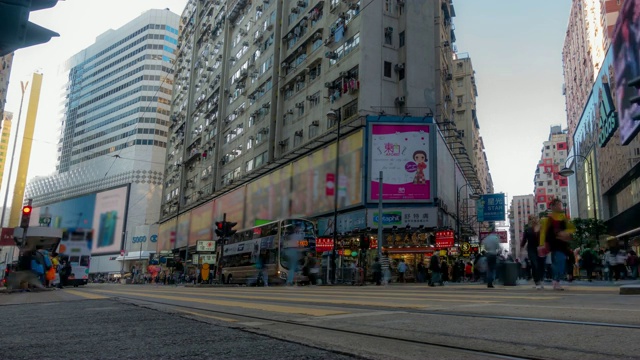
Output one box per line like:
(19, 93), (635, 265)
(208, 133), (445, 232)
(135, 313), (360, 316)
(508, 194), (535, 259)
(161, 0), (470, 218)
(533, 125), (569, 214)
(0, 111), (11, 188)
(562, 0), (623, 150)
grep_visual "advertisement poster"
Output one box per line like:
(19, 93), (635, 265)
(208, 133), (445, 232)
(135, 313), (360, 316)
(214, 187), (245, 230)
(175, 212), (191, 249)
(189, 202), (214, 245)
(92, 186), (128, 255)
(612, 0), (640, 145)
(157, 218), (176, 252)
(477, 193), (505, 222)
(369, 124), (432, 202)
(245, 165), (291, 228)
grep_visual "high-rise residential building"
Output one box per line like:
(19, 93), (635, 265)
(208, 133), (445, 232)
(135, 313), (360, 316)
(508, 194), (535, 259)
(451, 54), (492, 195)
(161, 0), (474, 217)
(533, 125), (569, 214)
(0, 112), (11, 188)
(562, 0), (623, 150)
(24, 9), (180, 273)
(0, 53), (13, 119)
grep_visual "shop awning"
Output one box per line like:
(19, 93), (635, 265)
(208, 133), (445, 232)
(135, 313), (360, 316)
(115, 251), (155, 261)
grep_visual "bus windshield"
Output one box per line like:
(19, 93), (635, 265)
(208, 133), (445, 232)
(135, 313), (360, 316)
(280, 219), (316, 270)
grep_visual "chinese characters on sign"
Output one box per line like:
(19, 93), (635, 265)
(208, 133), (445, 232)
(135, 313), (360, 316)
(480, 231), (508, 244)
(477, 194), (505, 222)
(369, 123), (432, 202)
(367, 207), (438, 228)
(196, 240), (216, 252)
(435, 230), (454, 249)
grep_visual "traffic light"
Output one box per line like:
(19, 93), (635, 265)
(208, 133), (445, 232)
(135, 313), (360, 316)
(359, 234), (370, 250)
(224, 221), (238, 237)
(20, 205), (32, 229)
(215, 221), (224, 237)
(0, 0), (60, 56)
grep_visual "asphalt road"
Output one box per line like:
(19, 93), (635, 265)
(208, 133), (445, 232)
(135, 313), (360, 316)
(0, 298), (355, 360)
(1, 282), (638, 360)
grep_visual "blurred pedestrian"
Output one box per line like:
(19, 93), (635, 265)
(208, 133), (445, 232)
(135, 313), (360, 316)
(521, 215), (545, 289)
(380, 251), (391, 285)
(483, 234), (500, 288)
(540, 199), (575, 290)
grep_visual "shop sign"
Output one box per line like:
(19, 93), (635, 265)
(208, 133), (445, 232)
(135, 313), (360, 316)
(461, 242), (471, 257)
(317, 210), (367, 235)
(199, 254), (216, 264)
(197, 240), (216, 252)
(448, 247), (459, 256)
(368, 207), (437, 228)
(344, 249), (352, 256)
(316, 237), (334, 252)
(435, 230), (454, 249)
(351, 251), (358, 257)
(132, 236), (146, 244)
(480, 231), (508, 243)
(476, 194), (505, 222)
(598, 82), (618, 148)
(439, 250), (447, 257)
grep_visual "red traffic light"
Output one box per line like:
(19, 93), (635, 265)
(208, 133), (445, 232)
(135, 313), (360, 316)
(22, 205), (32, 214)
(215, 221), (223, 229)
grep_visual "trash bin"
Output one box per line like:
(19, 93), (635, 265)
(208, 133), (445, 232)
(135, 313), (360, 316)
(503, 262), (519, 286)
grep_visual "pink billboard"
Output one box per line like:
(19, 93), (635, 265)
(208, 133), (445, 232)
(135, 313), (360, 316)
(369, 123), (432, 202)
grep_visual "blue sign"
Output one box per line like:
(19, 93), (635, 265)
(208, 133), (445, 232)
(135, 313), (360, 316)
(132, 236), (147, 244)
(477, 194), (505, 222)
(150, 235), (158, 243)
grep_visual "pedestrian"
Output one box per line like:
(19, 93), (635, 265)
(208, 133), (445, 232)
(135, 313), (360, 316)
(521, 215), (545, 289)
(428, 254), (441, 286)
(539, 198), (576, 290)
(580, 247), (597, 282)
(440, 260), (449, 284)
(59, 261), (71, 288)
(627, 250), (638, 280)
(483, 234), (500, 288)
(372, 257), (382, 285)
(464, 261), (473, 282)
(380, 251), (391, 285)
(303, 252), (317, 285)
(256, 250), (269, 287)
(397, 259), (408, 283)
(417, 261), (426, 283)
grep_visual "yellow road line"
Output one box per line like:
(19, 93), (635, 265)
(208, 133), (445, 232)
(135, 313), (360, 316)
(177, 309), (237, 322)
(65, 289), (108, 300)
(92, 288), (500, 307)
(90, 289), (347, 316)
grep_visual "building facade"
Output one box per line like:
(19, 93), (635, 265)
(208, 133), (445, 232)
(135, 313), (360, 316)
(24, 9), (180, 273)
(562, 0), (623, 150)
(533, 125), (569, 214)
(508, 194), (535, 258)
(0, 53), (13, 120)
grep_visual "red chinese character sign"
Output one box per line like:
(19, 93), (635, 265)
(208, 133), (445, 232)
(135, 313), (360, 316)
(435, 230), (454, 249)
(316, 237), (334, 252)
(480, 231), (508, 244)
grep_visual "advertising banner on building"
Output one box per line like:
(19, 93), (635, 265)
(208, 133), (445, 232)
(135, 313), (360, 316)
(435, 230), (455, 249)
(157, 218), (176, 252)
(245, 164), (291, 228)
(612, 0), (640, 145)
(368, 207), (438, 228)
(92, 186), (128, 255)
(175, 212), (190, 249)
(369, 123), (432, 202)
(214, 187), (245, 229)
(476, 193), (505, 222)
(189, 202), (214, 245)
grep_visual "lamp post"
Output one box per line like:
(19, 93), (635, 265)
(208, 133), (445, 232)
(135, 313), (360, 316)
(327, 109), (341, 284)
(456, 183), (481, 244)
(558, 153), (598, 242)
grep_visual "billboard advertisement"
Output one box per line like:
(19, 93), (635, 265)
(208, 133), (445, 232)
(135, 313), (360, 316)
(369, 123), (432, 202)
(189, 202), (214, 245)
(612, 0), (640, 145)
(91, 186), (128, 255)
(157, 218), (176, 252)
(214, 187), (245, 229)
(245, 164), (291, 228)
(290, 130), (363, 217)
(175, 212), (191, 249)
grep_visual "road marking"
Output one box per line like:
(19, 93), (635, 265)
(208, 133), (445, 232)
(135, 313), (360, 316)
(296, 311), (405, 322)
(177, 309), (237, 322)
(90, 289), (347, 316)
(237, 321), (269, 327)
(98, 288), (497, 307)
(64, 289), (108, 300)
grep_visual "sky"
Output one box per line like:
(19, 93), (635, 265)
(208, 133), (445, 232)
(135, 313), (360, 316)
(3, 0), (572, 208)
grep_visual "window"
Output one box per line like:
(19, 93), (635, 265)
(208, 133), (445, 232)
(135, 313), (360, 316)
(398, 63), (405, 80)
(399, 31), (405, 47)
(456, 78), (463, 87)
(384, 27), (393, 45)
(383, 61), (392, 78)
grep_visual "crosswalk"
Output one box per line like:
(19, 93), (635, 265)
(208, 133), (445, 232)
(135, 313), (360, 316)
(61, 284), (572, 319)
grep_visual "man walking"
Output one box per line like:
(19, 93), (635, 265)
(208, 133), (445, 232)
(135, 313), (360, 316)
(483, 234), (500, 288)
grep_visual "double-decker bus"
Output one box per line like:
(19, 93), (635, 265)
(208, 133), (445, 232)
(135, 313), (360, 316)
(220, 218), (316, 285)
(57, 228), (91, 286)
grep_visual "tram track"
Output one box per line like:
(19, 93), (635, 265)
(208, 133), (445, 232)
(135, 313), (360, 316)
(110, 293), (593, 360)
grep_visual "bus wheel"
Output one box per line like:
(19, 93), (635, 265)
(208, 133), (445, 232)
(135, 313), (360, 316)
(226, 275), (232, 284)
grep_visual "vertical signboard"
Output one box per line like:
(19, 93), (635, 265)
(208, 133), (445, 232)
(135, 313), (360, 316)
(369, 123), (432, 202)
(612, 0), (640, 145)
(476, 194), (505, 222)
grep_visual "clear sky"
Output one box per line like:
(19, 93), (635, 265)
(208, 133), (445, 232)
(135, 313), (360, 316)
(452, 0), (572, 202)
(3, 0), (572, 207)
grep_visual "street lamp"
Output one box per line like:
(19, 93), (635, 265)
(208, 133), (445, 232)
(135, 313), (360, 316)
(327, 109), (340, 284)
(558, 153), (598, 243)
(456, 183), (481, 244)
